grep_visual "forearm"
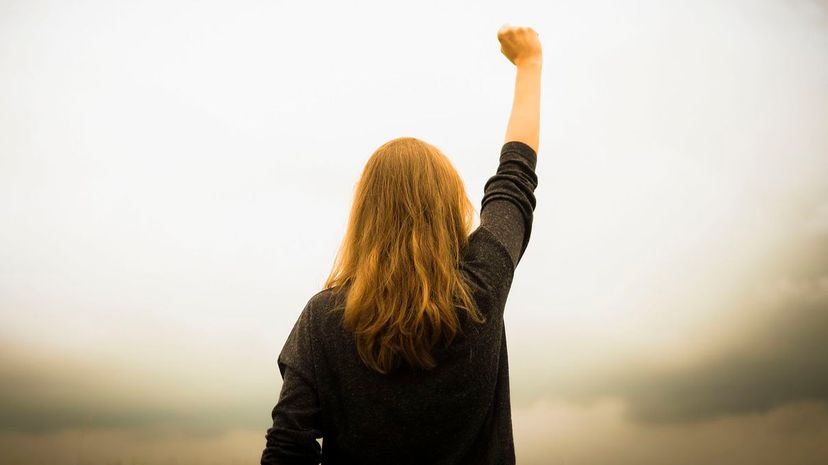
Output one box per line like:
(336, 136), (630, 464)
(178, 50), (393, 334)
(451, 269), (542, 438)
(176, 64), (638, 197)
(504, 59), (542, 153)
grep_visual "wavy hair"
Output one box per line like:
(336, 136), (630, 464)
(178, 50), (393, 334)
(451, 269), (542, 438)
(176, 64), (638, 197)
(323, 136), (486, 374)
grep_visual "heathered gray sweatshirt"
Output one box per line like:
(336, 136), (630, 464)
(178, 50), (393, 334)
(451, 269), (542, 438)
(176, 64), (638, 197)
(261, 140), (539, 465)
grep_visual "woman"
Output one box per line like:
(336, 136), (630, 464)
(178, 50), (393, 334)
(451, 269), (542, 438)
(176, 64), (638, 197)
(261, 24), (542, 465)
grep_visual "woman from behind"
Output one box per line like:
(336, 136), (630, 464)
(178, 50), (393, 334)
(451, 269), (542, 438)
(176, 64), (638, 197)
(261, 24), (542, 465)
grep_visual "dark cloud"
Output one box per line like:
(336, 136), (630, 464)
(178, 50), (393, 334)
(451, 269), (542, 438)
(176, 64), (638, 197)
(619, 302), (828, 423)
(4, 238), (826, 433)
(570, 233), (828, 423)
(0, 344), (270, 435)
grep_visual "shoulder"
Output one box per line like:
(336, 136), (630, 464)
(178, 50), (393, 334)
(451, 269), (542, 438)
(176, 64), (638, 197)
(465, 226), (515, 272)
(307, 288), (329, 309)
(461, 226), (516, 294)
(306, 287), (342, 312)
(302, 287), (345, 329)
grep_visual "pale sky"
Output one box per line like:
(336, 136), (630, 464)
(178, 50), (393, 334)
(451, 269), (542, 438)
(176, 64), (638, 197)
(1, 0), (827, 463)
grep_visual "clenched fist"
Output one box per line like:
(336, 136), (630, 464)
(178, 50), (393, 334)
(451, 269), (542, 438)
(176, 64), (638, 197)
(497, 24), (542, 67)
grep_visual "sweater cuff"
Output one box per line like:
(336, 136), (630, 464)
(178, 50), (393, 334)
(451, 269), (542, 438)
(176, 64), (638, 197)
(501, 141), (538, 171)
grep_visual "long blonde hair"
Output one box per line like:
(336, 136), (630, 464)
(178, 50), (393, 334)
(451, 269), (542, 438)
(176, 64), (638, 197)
(323, 136), (486, 374)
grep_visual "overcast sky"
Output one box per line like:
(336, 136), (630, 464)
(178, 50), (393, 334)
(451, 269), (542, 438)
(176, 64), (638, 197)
(1, 0), (827, 463)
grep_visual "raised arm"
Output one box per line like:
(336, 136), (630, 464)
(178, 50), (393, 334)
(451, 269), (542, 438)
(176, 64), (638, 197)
(498, 25), (542, 153)
(477, 25), (542, 270)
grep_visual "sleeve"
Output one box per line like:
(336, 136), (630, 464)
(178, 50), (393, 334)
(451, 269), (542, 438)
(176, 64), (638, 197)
(480, 140), (539, 268)
(261, 300), (323, 465)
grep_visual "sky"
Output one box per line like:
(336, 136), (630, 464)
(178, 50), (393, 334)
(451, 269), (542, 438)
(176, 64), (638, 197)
(1, 0), (827, 463)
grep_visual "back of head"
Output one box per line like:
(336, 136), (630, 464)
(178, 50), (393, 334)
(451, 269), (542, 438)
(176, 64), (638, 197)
(324, 136), (486, 374)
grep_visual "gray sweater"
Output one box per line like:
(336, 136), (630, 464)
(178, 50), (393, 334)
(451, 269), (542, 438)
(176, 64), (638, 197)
(261, 141), (539, 465)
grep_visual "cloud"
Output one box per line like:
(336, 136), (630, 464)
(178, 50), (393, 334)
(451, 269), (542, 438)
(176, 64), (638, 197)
(0, 342), (273, 436)
(1, 399), (828, 465)
(0, 427), (266, 465)
(565, 229), (828, 423)
(512, 398), (828, 465)
(618, 291), (828, 423)
(5, 211), (826, 437)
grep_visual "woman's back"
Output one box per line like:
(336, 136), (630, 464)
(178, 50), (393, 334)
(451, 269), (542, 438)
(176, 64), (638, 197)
(264, 141), (538, 465)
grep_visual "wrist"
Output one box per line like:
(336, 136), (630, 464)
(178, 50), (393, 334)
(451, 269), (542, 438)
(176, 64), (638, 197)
(515, 57), (542, 69)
